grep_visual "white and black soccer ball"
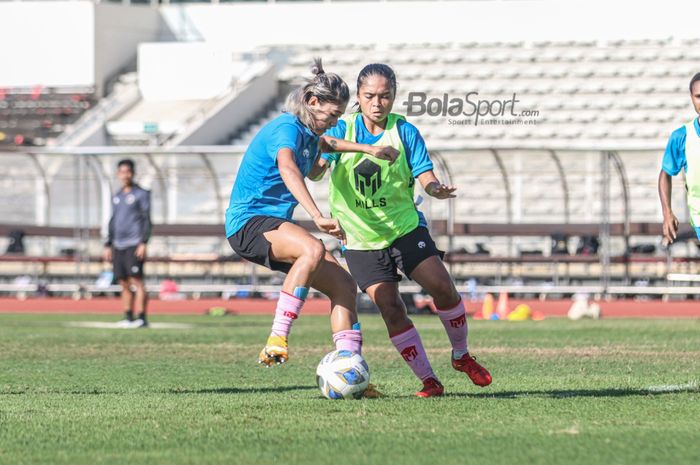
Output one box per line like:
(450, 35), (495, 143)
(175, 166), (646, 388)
(316, 350), (370, 400)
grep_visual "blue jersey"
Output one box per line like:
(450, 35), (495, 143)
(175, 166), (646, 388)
(662, 117), (700, 176)
(661, 117), (700, 240)
(225, 113), (319, 237)
(323, 114), (433, 227)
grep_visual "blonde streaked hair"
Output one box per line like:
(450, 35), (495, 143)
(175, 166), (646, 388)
(284, 57), (349, 131)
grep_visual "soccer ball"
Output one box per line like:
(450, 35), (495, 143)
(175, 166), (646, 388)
(316, 350), (370, 400)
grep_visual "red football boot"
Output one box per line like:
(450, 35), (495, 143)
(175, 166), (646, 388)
(416, 377), (444, 398)
(452, 353), (492, 387)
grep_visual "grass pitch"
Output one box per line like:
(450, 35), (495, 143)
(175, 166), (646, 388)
(1, 313), (699, 465)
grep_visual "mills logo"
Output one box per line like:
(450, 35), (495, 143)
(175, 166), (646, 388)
(353, 158), (388, 209)
(354, 159), (382, 196)
(400, 345), (418, 362)
(449, 313), (466, 328)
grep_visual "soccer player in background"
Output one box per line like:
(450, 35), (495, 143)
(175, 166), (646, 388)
(658, 72), (700, 245)
(103, 159), (151, 328)
(225, 59), (396, 370)
(311, 64), (492, 397)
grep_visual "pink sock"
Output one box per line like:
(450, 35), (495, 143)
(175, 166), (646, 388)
(270, 291), (304, 338)
(332, 329), (362, 355)
(437, 299), (469, 358)
(390, 325), (436, 381)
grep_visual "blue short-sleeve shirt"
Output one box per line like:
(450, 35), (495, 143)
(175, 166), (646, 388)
(661, 117), (700, 239)
(662, 117), (700, 176)
(225, 113), (319, 237)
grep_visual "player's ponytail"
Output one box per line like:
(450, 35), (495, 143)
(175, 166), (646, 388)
(310, 58), (325, 77)
(284, 57), (349, 131)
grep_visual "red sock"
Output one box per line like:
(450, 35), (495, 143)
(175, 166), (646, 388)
(390, 325), (436, 381)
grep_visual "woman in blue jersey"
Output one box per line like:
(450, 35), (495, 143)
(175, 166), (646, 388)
(313, 64), (491, 397)
(659, 72), (700, 245)
(225, 59), (395, 372)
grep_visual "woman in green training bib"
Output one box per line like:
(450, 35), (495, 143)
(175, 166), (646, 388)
(311, 63), (492, 397)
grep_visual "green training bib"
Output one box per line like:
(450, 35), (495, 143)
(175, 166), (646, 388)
(329, 113), (420, 250)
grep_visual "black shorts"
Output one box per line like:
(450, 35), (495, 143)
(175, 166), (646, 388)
(113, 246), (145, 281)
(227, 215), (293, 273)
(343, 226), (444, 292)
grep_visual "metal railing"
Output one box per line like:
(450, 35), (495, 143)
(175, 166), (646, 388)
(0, 143), (694, 298)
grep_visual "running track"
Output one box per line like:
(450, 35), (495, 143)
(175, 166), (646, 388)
(0, 297), (699, 318)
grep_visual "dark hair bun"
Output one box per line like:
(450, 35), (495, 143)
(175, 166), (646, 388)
(310, 57), (325, 76)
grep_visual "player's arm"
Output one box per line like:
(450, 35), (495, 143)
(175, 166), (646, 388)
(319, 136), (399, 164)
(400, 121), (455, 199)
(277, 148), (342, 238)
(416, 170), (456, 199)
(308, 156), (329, 182)
(658, 128), (686, 245)
(135, 191), (151, 260)
(102, 213), (115, 262)
(658, 169), (679, 245)
(309, 138), (398, 182)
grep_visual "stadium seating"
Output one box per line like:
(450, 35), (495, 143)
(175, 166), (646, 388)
(2, 35), (697, 290)
(226, 37), (696, 244)
(267, 38), (695, 149)
(0, 87), (95, 147)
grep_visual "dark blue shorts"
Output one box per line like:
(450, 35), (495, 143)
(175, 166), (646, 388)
(112, 246), (144, 281)
(227, 215), (293, 273)
(343, 227), (444, 292)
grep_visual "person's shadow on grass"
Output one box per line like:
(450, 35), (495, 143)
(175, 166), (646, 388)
(167, 385), (317, 395)
(441, 385), (699, 399)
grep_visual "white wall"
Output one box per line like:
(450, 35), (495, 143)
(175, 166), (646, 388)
(5, 0), (697, 91)
(161, 0), (700, 46)
(0, 1), (161, 93)
(174, 63), (278, 146)
(0, 1), (94, 88)
(138, 43), (245, 101)
(94, 3), (161, 96)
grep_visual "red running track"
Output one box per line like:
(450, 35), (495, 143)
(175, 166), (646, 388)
(0, 297), (698, 318)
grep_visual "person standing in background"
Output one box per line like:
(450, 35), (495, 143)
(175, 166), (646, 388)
(103, 159), (151, 328)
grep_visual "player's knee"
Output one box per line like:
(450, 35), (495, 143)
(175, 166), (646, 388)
(348, 282), (358, 300)
(430, 281), (460, 307)
(328, 273), (357, 303)
(343, 277), (358, 302)
(384, 310), (411, 331)
(374, 292), (400, 310)
(303, 240), (326, 267)
(376, 297), (406, 324)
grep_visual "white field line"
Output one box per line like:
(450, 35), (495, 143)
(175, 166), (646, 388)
(646, 381), (699, 393)
(64, 321), (195, 330)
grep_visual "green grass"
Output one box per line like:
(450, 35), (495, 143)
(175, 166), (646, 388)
(1, 313), (699, 465)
